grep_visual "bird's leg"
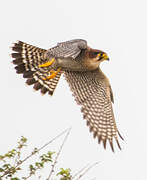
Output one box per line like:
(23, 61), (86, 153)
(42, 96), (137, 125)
(39, 58), (55, 68)
(39, 58), (61, 80)
(43, 68), (61, 80)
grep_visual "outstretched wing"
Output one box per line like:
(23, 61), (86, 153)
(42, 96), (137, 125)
(46, 39), (87, 59)
(64, 69), (123, 152)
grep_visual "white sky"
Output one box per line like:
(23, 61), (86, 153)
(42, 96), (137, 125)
(1, 0), (147, 179)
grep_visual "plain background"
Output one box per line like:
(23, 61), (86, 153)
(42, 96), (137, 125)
(1, 0), (147, 179)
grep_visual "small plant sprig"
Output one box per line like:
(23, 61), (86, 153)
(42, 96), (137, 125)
(57, 168), (72, 180)
(22, 151), (55, 179)
(0, 136), (27, 179)
(0, 128), (98, 180)
(0, 128), (69, 180)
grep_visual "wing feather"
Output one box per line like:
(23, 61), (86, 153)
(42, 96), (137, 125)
(46, 39), (87, 59)
(64, 68), (122, 152)
(11, 41), (61, 95)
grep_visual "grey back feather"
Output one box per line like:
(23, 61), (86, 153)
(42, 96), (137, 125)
(46, 39), (87, 59)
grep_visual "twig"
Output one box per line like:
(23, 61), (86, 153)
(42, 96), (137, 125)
(72, 164), (90, 179)
(16, 128), (71, 168)
(0, 128), (71, 179)
(74, 162), (99, 180)
(47, 128), (71, 180)
(22, 166), (41, 180)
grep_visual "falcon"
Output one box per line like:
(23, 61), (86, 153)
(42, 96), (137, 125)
(11, 39), (123, 152)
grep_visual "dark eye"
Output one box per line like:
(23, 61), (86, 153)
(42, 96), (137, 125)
(98, 53), (103, 57)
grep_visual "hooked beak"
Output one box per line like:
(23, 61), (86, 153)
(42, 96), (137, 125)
(103, 53), (109, 61)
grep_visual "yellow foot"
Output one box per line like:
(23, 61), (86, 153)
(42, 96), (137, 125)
(43, 68), (61, 80)
(39, 58), (55, 68)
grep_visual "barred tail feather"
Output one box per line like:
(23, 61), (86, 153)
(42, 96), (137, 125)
(11, 41), (61, 95)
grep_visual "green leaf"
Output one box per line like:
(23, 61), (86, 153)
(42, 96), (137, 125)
(3, 163), (11, 169)
(11, 177), (20, 180)
(20, 136), (27, 143)
(0, 155), (4, 160)
(47, 151), (55, 157)
(0, 168), (4, 172)
(57, 168), (71, 177)
(32, 148), (38, 155)
(35, 162), (44, 169)
(29, 164), (35, 171)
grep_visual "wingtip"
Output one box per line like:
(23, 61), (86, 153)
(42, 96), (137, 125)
(115, 138), (122, 150)
(103, 139), (107, 149)
(118, 131), (124, 141)
(98, 135), (102, 144)
(109, 140), (114, 152)
(93, 131), (97, 139)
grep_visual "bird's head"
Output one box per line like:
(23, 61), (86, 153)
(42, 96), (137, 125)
(83, 48), (110, 71)
(89, 49), (109, 62)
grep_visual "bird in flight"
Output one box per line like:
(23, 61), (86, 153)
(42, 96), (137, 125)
(11, 39), (123, 152)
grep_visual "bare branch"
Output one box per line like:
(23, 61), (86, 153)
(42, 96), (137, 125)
(74, 162), (99, 180)
(47, 128), (71, 180)
(16, 128), (71, 168)
(72, 164), (90, 179)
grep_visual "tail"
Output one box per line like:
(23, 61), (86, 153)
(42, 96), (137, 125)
(11, 41), (61, 95)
